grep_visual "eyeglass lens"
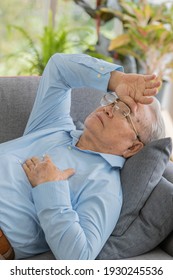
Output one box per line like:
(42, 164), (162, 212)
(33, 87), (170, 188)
(112, 101), (130, 118)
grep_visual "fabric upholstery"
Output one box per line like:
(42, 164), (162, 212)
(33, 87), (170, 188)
(0, 77), (40, 142)
(160, 160), (173, 256)
(115, 137), (172, 235)
(161, 232), (173, 257)
(163, 161), (173, 183)
(97, 176), (173, 259)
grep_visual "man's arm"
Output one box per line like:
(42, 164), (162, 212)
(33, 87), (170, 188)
(24, 53), (160, 134)
(24, 53), (122, 135)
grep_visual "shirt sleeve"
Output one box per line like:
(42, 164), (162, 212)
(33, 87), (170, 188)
(24, 53), (123, 135)
(32, 177), (122, 260)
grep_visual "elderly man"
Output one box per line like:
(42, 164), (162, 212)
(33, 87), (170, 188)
(0, 53), (163, 260)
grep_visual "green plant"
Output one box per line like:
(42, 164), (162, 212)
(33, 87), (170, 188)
(8, 14), (92, 75)
(108, 0), (173, 80)
(73, 0), (118, 62)
(73, 0), (116, 40)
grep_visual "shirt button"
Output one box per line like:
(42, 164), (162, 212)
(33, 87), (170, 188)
(68, 146), (72, 150)
(100, 67), (104, 71)
(97, 74), (101, 78)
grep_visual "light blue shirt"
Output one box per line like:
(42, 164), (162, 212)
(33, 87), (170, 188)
(0, 54), (125, 259)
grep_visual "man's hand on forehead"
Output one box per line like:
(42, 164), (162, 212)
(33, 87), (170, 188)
(109, 71), (161, 112)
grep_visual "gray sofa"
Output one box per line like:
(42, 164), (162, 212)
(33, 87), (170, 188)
(0, 76), (173, 260)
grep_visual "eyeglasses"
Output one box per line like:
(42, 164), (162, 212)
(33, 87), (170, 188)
(100, 93), (142, 143)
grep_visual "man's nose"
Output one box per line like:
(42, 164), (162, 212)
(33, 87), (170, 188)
(103, 106), (114, 118)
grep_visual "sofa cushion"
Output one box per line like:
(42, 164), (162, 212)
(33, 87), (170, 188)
(160, 160), (173, 257)
(97, 137), (173, 259)
(115, 137), (172, 236)
(0, 77), (40, 143)
(97, 174), (173, 260)
(161, 231), (173, 257)
(163, 160), (173, 183)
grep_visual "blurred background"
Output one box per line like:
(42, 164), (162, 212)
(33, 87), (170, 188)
(0, 0), (173, 144)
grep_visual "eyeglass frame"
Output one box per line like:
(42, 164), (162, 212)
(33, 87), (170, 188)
(100, 93), (142, 143)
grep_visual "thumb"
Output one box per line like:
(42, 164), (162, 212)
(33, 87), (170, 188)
(43, 154), (52, 162)
(62, 168), (76, 180)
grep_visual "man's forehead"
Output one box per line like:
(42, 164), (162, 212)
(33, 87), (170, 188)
(133, 102), (153, 122)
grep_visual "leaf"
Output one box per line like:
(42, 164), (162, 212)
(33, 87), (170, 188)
(144, 4), (152, 20)
(108, 34), (130, 51)
(98, 7), (117, 22)
(73, 0), (96, 19)
(119, 0), (136, 16)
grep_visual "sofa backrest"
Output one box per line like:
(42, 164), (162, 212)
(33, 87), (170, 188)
(0, 76), (104, 143)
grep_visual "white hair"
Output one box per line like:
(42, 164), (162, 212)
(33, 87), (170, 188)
(139, 97), (166, 144)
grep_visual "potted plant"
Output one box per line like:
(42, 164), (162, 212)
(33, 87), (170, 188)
(73, 0), (119, 62)
(7, 12), (92, 75)
(108, 0), (173, 82)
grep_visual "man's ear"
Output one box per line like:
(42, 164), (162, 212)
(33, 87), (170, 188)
(123, 141), (144, 158)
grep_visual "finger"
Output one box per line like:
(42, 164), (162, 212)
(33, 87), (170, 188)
(145, 80), (161, 90)
(118, 96), (137, 113)
(138, 96), (154, 104)
(25, 159), (34, 170)
(144, 88), (158, 96)
(144, 74), (156, 81)
(62, 168), (75, 180)
(22, 163), (31, 174)
(31, 156), (40, 166)
(43, 155), (52, 162)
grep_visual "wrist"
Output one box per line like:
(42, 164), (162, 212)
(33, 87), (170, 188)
(108, 71), (125, 92)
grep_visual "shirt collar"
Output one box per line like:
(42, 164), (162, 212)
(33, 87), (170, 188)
(70, 130), (125, 168)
